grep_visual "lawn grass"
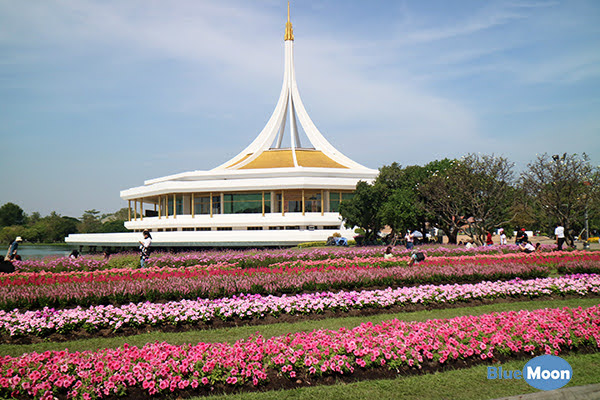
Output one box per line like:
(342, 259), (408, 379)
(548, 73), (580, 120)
(199, 353), (600, 400)
(1, 297), (598, 357)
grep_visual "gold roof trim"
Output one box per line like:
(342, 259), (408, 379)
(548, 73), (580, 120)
(239, 149), (348, 169)
(285, 1), (294, 41)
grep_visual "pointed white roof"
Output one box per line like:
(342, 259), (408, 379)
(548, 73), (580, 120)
(213, 3), (371, 172)
(120, 4), (377, 200)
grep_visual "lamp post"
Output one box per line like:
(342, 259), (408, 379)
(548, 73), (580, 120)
(583, 180), (591, 249)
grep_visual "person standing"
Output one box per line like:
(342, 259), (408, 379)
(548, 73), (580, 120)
(486, 231), (493, 246)
(5, 236), (22, 261)
(499, 228), (507, 245)
(555, 223), (565, 251)
(515, 228), (523, 245)
(139, 230), (152, 268)
(405, 230), (414, 250)
(521, 229), (529, 244)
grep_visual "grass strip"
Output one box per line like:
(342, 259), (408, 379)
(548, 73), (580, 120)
(1, 297), (598, 358)
(199, 353), (600, 400)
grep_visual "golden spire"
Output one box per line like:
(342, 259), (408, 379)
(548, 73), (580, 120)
(285, 1), (294, 41)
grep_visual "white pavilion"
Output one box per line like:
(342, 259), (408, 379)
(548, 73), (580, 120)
(66, 5), (378, 248)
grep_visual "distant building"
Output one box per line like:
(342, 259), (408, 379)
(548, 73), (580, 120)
(66, 5), (377, 248)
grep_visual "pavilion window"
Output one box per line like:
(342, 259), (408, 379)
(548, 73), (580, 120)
(304, 191), (322, 213)
(223, 193), (270, 214)
(329, 191), (354, 212)
(167, 197), (174, 216)
(212, 195), (221, 215)
(281, 190), (302, 213)
(175, 195), (184, 215)
(194, 195), (220, 215)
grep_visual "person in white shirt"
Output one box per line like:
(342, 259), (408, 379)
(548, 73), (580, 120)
(499, 228), (507, 245)
(383, 246), (394, 260)
(519, 241), (541, 254)
(554, 223), (565, 251)
(405, 231), (414, 250)
(139, 230), (152, 268)
(465, 239), (476, 249)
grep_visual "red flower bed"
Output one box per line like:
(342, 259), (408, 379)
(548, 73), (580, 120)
(1, 305), (599, 399)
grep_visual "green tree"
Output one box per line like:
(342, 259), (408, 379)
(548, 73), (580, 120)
(0, 202), (25, 227)
(420, 155), (516, 245)
(0, 226), (25, 244)
(36, 212), (78, 242)
(376, 159), (455, 242)
(100, 219), (128, 233)
(339, 181), (387, 243)
(520, 153), (599, 244)
(380, 187), (418, 236)
(419, 160), (465, 244)
(78, 209), (102, 233)
(26, 211), (41, 226)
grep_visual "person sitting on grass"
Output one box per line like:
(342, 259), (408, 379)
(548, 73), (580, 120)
(383, 246), (393, 260)
(519, 241), (541, 254)
(408, 250), (425, 266)
(465, 239), (476, 249)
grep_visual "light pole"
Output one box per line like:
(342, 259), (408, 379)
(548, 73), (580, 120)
(583, 180), (591, 249)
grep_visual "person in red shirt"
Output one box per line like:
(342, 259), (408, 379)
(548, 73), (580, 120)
(486, 231), (493, 246)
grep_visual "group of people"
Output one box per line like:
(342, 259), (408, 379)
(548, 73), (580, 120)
(383, 245), (425, 267)
(0, 221), (575, 275)
(1, 230), (152, 273)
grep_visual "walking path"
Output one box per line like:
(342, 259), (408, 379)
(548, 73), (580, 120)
(493, 384), (600, 400)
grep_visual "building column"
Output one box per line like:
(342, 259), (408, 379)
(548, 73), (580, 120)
(302, 189), (305, 216)
(220, 193), (224, 214)
(321, 189), (324, 216)
(282, 190), (285, 216)
(270, 191), (276, 213)
(128, 200), (131, 221)
(191, 193), (195, 218)
(158, 197), (161, 219)
(262, 191), (265, 216)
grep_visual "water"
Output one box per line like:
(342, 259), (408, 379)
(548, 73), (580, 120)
(10, 244), (72, 260)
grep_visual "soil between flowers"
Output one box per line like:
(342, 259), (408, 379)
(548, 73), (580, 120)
(3, 293), (598, 345)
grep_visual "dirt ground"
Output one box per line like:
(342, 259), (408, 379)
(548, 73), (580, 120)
(456, 233), (600, 250)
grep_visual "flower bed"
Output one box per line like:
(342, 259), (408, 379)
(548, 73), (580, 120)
(557, 260), (600, 274)
(13, 244), (561, 273)
(0, 260), (550, 311)
(420, 250), (600, 266)
(5, 251), (598, 290)
(1, 304), (599, 399)
(1, 274), (598, 339)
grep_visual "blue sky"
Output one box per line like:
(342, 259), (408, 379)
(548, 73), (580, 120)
(0, 0), (599, 218)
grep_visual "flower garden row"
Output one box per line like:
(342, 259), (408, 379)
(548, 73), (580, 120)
(1, 274), (598, 339)
(13, 244), (559, 273)
(0, 259), (554, 311)
(1, 304), (599, 399)
(3, 251), (597, 290)
(3, 251), (597, 291)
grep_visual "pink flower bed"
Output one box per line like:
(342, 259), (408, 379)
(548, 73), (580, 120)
(1, 274), (598, 338)
(1, 305), (599, 399)
(0, 260), (550, 310)
(421, 250), (600, 266)
(12, 244), (560, 273)
(7, 251), (595, 289)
